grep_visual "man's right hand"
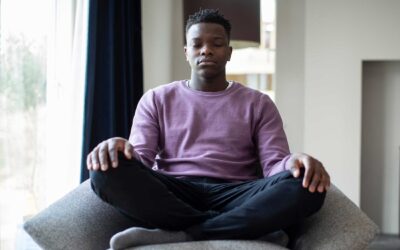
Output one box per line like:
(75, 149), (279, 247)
(86, 137), (134, 171)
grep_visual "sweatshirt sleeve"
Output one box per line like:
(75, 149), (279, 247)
(129, 90), (160, 167)
(255, 95), (291, 177)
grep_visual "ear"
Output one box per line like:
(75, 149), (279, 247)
(184, 46), (189, 61)
(227, 46), (233, 61)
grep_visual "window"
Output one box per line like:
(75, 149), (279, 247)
(0, 0), (88, 248)
(227, 0), (276, 100)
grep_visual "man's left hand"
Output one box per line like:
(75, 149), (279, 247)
(287, 153), (330, 193)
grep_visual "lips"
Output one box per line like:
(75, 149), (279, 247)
(198, 58), (216, 65)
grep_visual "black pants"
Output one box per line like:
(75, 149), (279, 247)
(90, 154), (325, 240)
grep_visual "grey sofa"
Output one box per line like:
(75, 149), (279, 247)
(24, 180), (378, 250)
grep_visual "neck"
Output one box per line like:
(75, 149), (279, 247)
(189, 74), (228, 92)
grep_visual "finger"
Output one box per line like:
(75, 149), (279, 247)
(290, 159), (302, 178)
(91, 147), (100, 171)
(124, 141), (133, 159)
(99, 143), (109, 171)
(316, 170), (326, 192)
(317, 176), (326, 193)
(321, 168), (331, 191)
(291, 167), (300, 178)
(108, 139), (123, 168)
(302, 157), (315, 188)
(86, 153), (92, 170)
(309, 172), (321, 193)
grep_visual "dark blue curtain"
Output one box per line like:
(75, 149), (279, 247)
(81, 0), (143, 182)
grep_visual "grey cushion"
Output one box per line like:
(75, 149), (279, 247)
(126, 240), (288, 250)
(23, 180), (378, 250)
(110, 228), (289, 249)
(23, 180), (135, 250)
(290, 185), (379, 250)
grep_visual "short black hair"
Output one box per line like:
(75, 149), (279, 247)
(185, 9), (231, 41)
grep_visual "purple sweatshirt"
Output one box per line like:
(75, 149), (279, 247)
(129, 80), (291, 181)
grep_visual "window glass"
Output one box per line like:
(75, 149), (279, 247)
(227, 0), (276, 101)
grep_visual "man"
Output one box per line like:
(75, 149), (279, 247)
(87, 9), (330, 249)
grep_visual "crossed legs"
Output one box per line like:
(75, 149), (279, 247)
(90, 154), (325, 243)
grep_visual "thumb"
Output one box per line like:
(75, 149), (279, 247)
(291, 160), (302, 178)
(124, 141), (133, 159)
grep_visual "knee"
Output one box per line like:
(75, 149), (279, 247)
(89, 168), (119, 202)
(89, 152), (143, 198)
(289, 177), (326, 217)
(304, 190), (326, 218)
(90, 153), (122, 188)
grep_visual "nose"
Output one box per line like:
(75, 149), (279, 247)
(200, 44), (213, 56)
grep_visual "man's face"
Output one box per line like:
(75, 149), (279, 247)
(184, 23), (232, 79)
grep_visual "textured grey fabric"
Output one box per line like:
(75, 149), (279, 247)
(23, 180), (378, 250)
(23, 180), (135, 250)
(125, 240), (288, 250)
(110, 228), (289, 249)
(290, 185), (379, 250)
(110, 228), (191, 249)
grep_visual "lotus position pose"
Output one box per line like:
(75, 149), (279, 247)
(87, 9), (330, 249)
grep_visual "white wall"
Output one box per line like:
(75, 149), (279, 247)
(142, 0), (189, 92)
(362, 62), (400, 234)
(142, 0), (171, 91)
(144, 0), (400, 218)
(275, 0), (305, 153)
(276, 0), (400, 206)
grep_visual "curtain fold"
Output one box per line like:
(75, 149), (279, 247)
(45, 0), (89, 204)
(81, 0), (143, 182)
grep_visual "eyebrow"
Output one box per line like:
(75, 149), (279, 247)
(190, 36), (225, 41)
